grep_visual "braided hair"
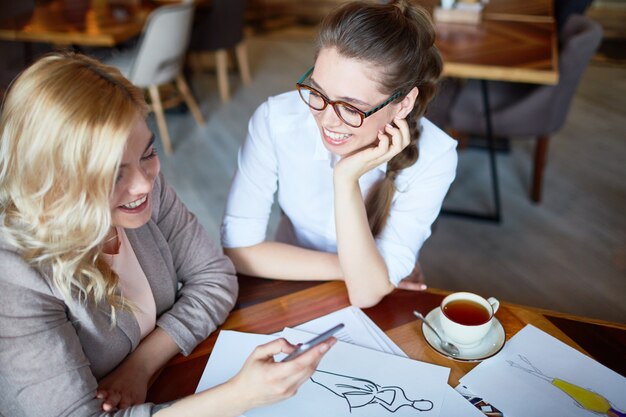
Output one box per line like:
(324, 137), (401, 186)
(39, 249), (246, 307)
(315, 0), (443, 236)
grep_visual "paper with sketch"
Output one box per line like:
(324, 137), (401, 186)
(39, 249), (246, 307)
(440, 386), (487, 417)
(197, 328), (450, 417)
(460, 324), (626, 417)
(296, 311), (485, 417)
(295, 306), (405, 356)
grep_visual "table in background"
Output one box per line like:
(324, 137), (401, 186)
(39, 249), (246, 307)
(0, 1), (153, 47)
(146, 276), (626, 403)
(419, 0), (559, 222)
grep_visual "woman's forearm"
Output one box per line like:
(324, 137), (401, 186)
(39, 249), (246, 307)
(333, 179), (394, 308)
(154, 380), (247, 417)
(224, 242), (343, 281)
(126, 327), (181, 379)
(96, 327), (182, 411)
(155, 336), (334, 417)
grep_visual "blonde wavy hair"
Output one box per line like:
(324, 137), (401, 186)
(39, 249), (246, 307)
(0, 52), (148, 318)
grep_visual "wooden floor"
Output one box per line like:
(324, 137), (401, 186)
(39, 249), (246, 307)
(154, 34), (625, 324)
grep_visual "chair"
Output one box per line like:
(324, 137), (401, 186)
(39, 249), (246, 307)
(0, 0), (34, 24)
(446, 15), (602, 203)
(105, 3), (204, 155)
(188, 0), (251, 102)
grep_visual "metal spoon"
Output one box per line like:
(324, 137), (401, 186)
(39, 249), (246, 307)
(413, 310), (460, 357)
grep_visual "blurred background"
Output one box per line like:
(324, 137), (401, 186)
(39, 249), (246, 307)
(0, 0), (624, 323)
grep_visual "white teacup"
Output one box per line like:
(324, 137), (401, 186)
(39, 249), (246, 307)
(439, 292), (500, 347)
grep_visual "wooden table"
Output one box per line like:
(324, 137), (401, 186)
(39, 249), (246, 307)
(146, 276), (626, 404)
(414, 0), (559, 84)
(437, 19), (558, 85)
(421, 0), (559, 222)
(0, 1), (153, 47)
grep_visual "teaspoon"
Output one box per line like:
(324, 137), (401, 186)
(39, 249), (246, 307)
(413, 310), (460, 357)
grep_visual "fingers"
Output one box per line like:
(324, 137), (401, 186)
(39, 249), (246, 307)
(97, 389), (139, 411)
(100, 391), (121, 412)
(393, 116), (411, 147)
(384, 117), (411, 152)
(397, 280), (428, 291)
(235, 338), (337, 409)
(99, 391), (138, 411)
(252, 338), (297, 360)
(280, 337), (336, 388)
(369, 117), (410, 167)
(288, 337), (336, 373)
(398, 261), (427, 291)
(376, 130), (391, 153)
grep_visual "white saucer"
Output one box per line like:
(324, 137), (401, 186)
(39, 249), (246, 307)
(421, 307), (505, 362)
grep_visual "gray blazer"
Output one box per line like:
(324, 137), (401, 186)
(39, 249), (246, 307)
(0, 174), (238, 417)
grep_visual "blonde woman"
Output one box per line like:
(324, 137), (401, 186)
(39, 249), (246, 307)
(222, 0), (457, 307)
(0, 53), (333, 417)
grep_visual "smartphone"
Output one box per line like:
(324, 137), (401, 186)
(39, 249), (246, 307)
(280, 323), (344, 362)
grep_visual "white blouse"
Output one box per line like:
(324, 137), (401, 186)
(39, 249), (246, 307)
(221, 91), (458, 285)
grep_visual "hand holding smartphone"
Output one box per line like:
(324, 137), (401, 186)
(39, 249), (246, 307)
(280, 323), (344, 362)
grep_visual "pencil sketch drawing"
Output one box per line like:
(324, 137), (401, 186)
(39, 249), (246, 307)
(507, 354), (625, 417)
(310, 370), (434, 413)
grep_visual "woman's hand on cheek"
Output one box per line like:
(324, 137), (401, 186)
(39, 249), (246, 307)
(334, 117), (411, 184)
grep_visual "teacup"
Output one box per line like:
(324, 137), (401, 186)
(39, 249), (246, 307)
(439, 292), (500, 347)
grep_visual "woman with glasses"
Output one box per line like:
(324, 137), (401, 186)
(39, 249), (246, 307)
(0, 53), (334, 416)
(222, 0), (457, 307)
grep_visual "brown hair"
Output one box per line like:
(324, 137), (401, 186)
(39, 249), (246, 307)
(315, 0), (443, 236)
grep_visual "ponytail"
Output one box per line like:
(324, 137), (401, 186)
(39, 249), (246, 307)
(317, 0), (443, 236)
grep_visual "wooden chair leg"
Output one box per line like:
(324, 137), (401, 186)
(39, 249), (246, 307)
(531, 135), (549, 203)
(200, 51), (213, 69)
(215, 49), (230, 102)
(148, 85), (173, 155)
(186, 52), (200, 72)
(235, 41), (251, 85)
(176, 74), (205, 126)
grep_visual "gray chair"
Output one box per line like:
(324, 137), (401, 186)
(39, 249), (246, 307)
(105, 2), (204, 155)
(188, 0), (251, 102)
(447, 15), (602, 203)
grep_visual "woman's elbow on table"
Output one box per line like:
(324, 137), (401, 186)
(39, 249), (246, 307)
(346, 278), (395, 308)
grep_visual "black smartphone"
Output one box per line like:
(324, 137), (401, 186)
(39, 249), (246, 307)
(280, 323), (344, 362)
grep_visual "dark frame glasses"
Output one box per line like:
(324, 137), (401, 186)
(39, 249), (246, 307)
(296, 67), (401, 128)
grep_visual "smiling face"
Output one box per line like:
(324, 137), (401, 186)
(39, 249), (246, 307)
(309, 47), (400, 157)
(109, 117), (160, 230)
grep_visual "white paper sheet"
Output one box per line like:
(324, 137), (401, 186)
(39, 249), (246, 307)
(296, 311), (489, 416)
(195, 331), (275, 394)
(460, 324), (626, 417)
(255, 327), (450, 417)
(195, 310), (485, 417)
(294, 306), (397, 353)
(352, 307), (407, 356)
(196, 328), (450, 417)
(440, 386), (487, 417)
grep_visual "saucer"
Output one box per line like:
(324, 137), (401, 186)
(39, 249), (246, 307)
(421, 307), (505, 362)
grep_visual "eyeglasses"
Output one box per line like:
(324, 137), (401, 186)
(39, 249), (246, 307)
(296, 67), (401, 128)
